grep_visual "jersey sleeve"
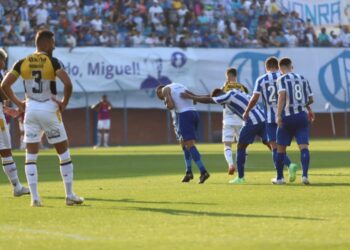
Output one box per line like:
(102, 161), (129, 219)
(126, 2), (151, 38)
(277, 76), (286, 93)
(306, 80), (313, 97)
(10, 59), (24, 78)
(253, 78), (262, 95)
(212, 92), (231, 104)
(51, 57), (65, 71)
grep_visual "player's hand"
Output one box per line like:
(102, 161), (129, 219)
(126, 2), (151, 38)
(51, 97), (67, 112)
(3, 106), (21, 118)
(16, 101), (26, 114)
(242, 111), (249, 120)
(307, 110), (315, 123)
(277, 116), (283, 128)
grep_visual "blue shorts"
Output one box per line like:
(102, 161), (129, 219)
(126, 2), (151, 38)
(277, 112), (309, 146)
(179, 110), (199, 141)
(238, 122), (267, 145)
(266, 123), (277, 142)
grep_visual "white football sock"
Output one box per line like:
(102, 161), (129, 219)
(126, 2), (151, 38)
(59, 150), (74, 197)
(103, 133), (109, 146)
(2, 157), (23, 191)
(224, 145), (234, 166)
(25, 154), (39, 201)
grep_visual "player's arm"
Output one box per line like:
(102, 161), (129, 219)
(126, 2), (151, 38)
(107, 101), (112, 110)
(181, 91), (214, 104)
(305, 96), (315, 122)
(91, 102), (101, 110)
(162, 86), (175, 109)
(243, 93), (260, 120)
(55, 69), (72, 112)
(276, 91), (286, 128)
(1, 72), (25, 112)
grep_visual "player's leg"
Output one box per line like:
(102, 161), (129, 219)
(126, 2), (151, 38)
(95, 120), (102, 148)
(103, 120), (110, 147)
(224, 141), (235, 175)
(267, 123), (297, 181)
(45, 111), (83, 205)
(0, 147), (29, 196)
(180, 140), (193, 182)
(26, 142), (41, 206)
(274, 119), (293, 184)
(180, 111), (209, 184)
(229, 123), (261, 184)
(223, 125), (235, 175)
(23, 111), (42, 206)
(295, 113), (311, 184)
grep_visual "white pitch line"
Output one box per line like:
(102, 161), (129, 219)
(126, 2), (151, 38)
(0, 225), (92, 241)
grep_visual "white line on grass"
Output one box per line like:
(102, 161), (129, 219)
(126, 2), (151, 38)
(0, 225), (92, 241)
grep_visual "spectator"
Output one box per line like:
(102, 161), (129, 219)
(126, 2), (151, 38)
(34, 3), (49, 26)
(284, 28), (298, 47)
(91, 15), (103, 32)
(318, 27), (330, 47)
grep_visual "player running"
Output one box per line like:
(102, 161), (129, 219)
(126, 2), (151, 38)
(1, 30), (84, 206)
(156, 83), (210, 184)
(182, 88), (269, 184)
(221, 68), (249, 175)
(91, 94), (112, 148)
(274, 57), (314, 185)
(243, 56), (297, 182)
(0, 48), (30, 197)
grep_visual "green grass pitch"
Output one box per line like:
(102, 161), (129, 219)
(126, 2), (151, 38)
(0, 139), (349, 250)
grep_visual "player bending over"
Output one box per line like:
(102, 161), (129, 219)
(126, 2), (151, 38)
(156, 83), (210, 184)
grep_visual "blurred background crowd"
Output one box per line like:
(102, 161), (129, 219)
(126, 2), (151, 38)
(0, 0), (349, 49)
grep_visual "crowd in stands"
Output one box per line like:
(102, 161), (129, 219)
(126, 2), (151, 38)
(0, 0), (349, 49)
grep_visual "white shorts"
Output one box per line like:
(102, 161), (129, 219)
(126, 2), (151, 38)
(24, 110), (68, 144)
(222, 124), (242, 142)
(97, 119), (111, 130)
(0, 112), (11, 150)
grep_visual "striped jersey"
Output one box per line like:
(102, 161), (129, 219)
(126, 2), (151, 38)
(277, 72), (313, 116)
(253, 71), (281, 123)
(212, 89), (265, 126)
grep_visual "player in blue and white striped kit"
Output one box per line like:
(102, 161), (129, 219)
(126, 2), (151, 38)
(243, 57), (297, 182)
(182, 88), (270, 184)
(274, 58), (314, 185)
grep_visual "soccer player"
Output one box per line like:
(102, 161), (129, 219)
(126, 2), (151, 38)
(0, 48), (30, 197)
(182, 88), (269, 184)
(274, 57), (314, 185)
(91, 94), (112, 148)
(1, 30), (84, 206)
(156, 83), (210, 184)
(243, 56), (297, 182)
(221, 68), (249, 175)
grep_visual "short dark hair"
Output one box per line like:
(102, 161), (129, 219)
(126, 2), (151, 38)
(279, 57), (292, 68)
(35, 29), (54, 47)
(226, 67), (237, 77)
(211, 88), (224, 97)
(265, 56), (279, 69)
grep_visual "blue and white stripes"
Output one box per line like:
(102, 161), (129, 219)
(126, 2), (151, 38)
(277, 73), (313, 116)
(213, 90), (265, 125)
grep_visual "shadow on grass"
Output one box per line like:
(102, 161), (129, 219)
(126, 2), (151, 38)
(43, 196), (216, 206)
(121, 206), (323, 221)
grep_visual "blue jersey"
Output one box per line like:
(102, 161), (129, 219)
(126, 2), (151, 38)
(213, 89), (265, 125)
(253, 71), (281, 123)
(277, 73), (313, 116)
